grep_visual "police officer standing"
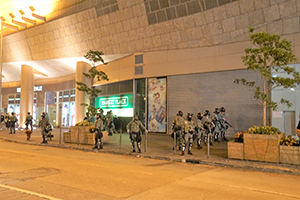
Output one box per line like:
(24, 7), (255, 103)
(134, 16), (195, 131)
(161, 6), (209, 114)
(219, 107), (230, 141)
(195, 113), (204, 149)
(38, 112), (50, 144)
(9, 112), (18, 134)
(25, 112), (33, 131)
(93, 113), (104, 150)
(171, 110), (185, 151)
(202, 110), (215, 146)
(213, 108), (222, 142)
(182, 113), (195, 156)
(126, 115), (147, 153)
(106, 111), (114, 136)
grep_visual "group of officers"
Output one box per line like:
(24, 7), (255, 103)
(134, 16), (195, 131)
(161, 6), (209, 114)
(172, 107), (231, 156)
(92, 110), (147, 153)
(85, 109), (116, 136)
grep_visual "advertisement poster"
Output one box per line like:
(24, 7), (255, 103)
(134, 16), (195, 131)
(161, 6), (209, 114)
(70, 102), (75, 126)
(148, 77), (166, 132)
(15, 105), (20, 122)
(8, 105), (14, 115)
(62, 102), (69, 126)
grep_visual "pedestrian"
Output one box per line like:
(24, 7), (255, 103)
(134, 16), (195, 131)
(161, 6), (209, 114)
(126, 115), (148, 153)
(9, 112), (18, 134)
(0, 113), (4, 130)
(93, 113), (104, 150)
(38, 112), (50, 143)
(106, 111), (115, 136)
(182, 113), (195, 156)
(25, 112), (33, 131)
(171, 110), (185, 151)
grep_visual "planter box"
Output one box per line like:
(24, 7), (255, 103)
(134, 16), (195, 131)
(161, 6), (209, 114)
(228, 141), (244, 160)
(280, 146), (300, 165)
(68, 126), (108, 145)
(244, 133), (283, 163)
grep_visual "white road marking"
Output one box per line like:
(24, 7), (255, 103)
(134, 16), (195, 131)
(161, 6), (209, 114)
(0, 184), (62, 200)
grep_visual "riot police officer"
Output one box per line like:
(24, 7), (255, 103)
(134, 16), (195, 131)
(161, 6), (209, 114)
(219, 107), (230, 141)
(9, 112), (18, 134)
(182, 113), (195, 156)
(213, 108), (222, 142)
(202, 110), (215, 146)
(195, 112), (204, 149)
(171, 110), (185, 151)
(126, 115), (147, 153)
(38, 112), (50, 144)
(93, 113), (104, 149)
(106, 111), (115, 136)
(25, 112), (33, 131)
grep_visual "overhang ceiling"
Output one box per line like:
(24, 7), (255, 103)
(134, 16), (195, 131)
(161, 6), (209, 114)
(2, 54), (131, 82)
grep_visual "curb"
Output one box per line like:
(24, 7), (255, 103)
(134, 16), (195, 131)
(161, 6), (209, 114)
(1, 136), (300, 176)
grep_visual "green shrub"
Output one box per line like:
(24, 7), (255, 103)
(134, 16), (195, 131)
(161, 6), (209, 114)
(248, 126), (281, 135)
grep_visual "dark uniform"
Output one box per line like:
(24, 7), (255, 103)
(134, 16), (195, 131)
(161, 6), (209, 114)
(38, 112), (50, 143)
(25, 112), (33, 131)
(126, 116), (147, 153)
(202, 110), (215, 146)
(9, 112), (18, 134)
(171, 110), (185, 151)
(182, 113), (195, 156)
(195, 113), (204, 149)
(93, 113), (104, 149)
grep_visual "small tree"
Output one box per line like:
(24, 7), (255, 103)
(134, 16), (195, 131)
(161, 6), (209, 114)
(76, 50), (109, 119)
(234, 28), (300, 126)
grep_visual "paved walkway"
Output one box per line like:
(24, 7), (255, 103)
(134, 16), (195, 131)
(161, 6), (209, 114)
(0, 127), (299, 176)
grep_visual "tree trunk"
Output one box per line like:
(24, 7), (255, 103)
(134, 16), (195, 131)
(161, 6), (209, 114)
(263, 78), (266, 126)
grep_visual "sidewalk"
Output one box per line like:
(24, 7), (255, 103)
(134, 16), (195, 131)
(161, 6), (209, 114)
(0, 128), (299, 176)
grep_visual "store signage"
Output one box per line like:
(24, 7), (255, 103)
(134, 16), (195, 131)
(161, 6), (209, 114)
(95, 94), (133, 109)
(17, 85), (43, 92)
(94, 93), (133, 117)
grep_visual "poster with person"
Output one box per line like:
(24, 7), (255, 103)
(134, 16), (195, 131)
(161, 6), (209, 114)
(148, 77), (166, 132)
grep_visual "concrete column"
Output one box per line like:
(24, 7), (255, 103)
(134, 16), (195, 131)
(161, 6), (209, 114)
(75, 61), (91, 123)
(20, 65), (34, 127)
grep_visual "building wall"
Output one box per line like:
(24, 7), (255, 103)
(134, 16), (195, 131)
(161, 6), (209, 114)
(167, 69), (265, 136)
(2, 0), (300, 65)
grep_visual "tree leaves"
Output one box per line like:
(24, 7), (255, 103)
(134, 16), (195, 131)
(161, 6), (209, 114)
(235, 29), (299, 125)
(76, 50), (109, 117)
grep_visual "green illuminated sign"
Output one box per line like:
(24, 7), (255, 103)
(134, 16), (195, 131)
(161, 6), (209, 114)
(95, 94), (133, 109)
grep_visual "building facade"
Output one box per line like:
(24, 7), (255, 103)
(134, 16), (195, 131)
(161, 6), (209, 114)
(1, 0), (300, 136)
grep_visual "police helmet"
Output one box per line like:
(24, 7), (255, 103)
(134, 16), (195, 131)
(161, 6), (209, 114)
(203, 110), (210, 116)
(28, 112), (30, 115)
(96, 113), (101, 118)
(214, 108), (220, 114)
(187, 113), (193, 120)
(220, 107), (225, 112)
(197, 112), (203, 120)
(177, 110), (183, 117)
(41, 112), (45, 118)
(134, 115), (138, 120)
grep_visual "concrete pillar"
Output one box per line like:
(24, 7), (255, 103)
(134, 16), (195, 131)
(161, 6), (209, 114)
(20, 65), (34, 127)
(75, 61), (91, 123)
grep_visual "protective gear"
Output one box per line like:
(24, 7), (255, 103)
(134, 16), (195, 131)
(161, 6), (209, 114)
(93, 116), (104, 149)
(38, 114), (50, 143)
(41, 112), (45, 118)
(214, 108), (220, 114)
(28, 112), (30, 115)
(182, 117), (195, 155)
(220, 107), (225, 112)
(134, 115), (138, 120)
(197, 113), (203, 120)
(187, 113), (193, 121)
(172, 113), (185, 151)
(126, 118), (146, 153)
(203, 110), (210, 116)
(177, 110), (183, 117)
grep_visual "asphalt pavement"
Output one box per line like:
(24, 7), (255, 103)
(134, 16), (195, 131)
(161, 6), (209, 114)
(0, 127), (299, 176)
